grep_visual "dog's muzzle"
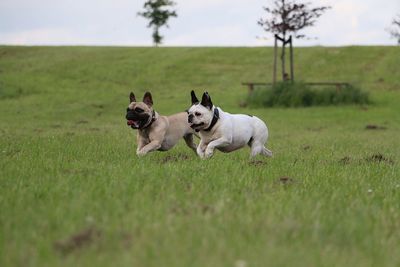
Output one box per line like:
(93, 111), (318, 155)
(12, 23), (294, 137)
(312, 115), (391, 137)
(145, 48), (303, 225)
(126, 110), (150, 129)
(127, 120), (140, 129)
(190, 122), (204, 129)
(188, 114), (194, 123)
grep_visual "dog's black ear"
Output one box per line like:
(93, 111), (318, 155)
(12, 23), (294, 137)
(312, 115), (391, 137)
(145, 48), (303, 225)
(143, 91), (153, 107)
(191, 90), (199, 105)
(201, 92), (213, 110)
(129, 92), (136, 103)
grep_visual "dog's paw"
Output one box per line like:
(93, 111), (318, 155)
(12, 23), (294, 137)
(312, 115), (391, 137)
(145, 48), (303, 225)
(196, 147), (205, 158)
(136, 150), (147, 157)
(204, 148), (214, 159)
(197, 151), (205, 159)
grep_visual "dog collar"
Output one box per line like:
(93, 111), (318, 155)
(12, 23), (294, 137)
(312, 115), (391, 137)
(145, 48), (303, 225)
(141, 110), (157, 129)
(204, 108), (219, 132)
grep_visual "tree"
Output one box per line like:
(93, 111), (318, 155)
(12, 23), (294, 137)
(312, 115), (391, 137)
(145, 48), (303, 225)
(138, 0), (177, 46)
(258, 0), (330, 81)
(388, 14), (400, 45)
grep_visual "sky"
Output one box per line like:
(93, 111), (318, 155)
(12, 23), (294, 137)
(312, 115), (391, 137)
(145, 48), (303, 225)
(0, 0), (399, 46)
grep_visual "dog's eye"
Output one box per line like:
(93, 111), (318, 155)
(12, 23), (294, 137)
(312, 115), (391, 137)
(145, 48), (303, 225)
(135, 107), (144, 113)
(195, 112), (201, 117)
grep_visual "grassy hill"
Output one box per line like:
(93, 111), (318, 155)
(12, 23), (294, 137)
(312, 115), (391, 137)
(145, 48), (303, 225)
(0, 46), (399, 267)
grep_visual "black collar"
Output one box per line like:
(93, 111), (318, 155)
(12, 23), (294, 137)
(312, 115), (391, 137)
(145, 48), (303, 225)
(142, 110), (156, 129)
(204, 108), (219, 132)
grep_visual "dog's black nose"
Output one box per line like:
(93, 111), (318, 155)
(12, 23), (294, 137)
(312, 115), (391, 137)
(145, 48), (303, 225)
(126, 109), (134, 120)
(188, 114), (194, 123)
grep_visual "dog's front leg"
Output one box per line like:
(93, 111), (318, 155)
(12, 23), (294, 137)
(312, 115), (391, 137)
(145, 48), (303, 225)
(136, 134), (147, 154)
(137, 129), (166, 156)
(196, 139), (207, 159)
(204, 138), (230, 159)
(137, 141), (162, 156)
(183, 134), (197, 154)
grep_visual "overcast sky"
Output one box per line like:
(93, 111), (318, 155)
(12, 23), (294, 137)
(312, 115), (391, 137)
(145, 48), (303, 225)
(0, 0), (399, 46)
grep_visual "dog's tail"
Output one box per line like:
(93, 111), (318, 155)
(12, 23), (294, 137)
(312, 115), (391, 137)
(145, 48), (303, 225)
(262, 147), (273, 157)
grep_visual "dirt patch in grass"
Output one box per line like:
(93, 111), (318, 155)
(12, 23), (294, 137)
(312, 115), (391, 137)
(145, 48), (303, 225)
(160, 153), (190, 164)
(365, 153), (394, 164)
(200, 204), (215, 215)
(339, 156), (352, 165)
(54, 226), (101, 255)
(277, 176), (298, 185)
(307, 127), (326, 132)
(91, 104), (104, 109)
(249, 160), (267, 166)
(365, 124), (387, 130)
(339, 154), (394, 165)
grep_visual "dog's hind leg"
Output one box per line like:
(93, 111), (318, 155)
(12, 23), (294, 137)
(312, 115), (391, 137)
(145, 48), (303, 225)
(250, 141), (264, 157)
(183, 134), (197, 153)
(250, 118), (272, 157)
(249, 137), (273, 157)
(262, 147), (273, 157)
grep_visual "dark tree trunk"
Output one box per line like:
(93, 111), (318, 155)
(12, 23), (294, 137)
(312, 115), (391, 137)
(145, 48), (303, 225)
(273, 36), (278, 84)
(289, 36), (294, 82)
(281, 44), (286, 80)
(281, 33), (287, 81)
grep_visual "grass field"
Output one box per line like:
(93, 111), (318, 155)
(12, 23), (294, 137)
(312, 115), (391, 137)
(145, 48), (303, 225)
(1, 46), (400, 267)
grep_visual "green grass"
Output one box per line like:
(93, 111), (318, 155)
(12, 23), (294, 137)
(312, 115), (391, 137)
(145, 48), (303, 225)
(1, 45), (400, 267)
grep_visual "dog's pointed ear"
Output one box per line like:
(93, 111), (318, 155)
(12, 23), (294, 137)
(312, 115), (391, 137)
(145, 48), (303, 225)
(201, 92), (213, 110)
(191, 90), (199, 105)
(129, 92), (136, 103)
(143, 91), (153, 107)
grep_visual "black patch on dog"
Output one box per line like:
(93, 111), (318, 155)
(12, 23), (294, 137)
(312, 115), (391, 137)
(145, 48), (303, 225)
(247, 137), (254, 146)
(190, 122), (204, 129)
(204, 108), (219, 132)
(201, 92), (213, 110)
(191, 90), (199, 105)
(126, 109), (151, 129)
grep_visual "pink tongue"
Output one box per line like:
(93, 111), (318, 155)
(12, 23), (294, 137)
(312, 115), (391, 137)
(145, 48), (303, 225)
(127, 120), (135, 126)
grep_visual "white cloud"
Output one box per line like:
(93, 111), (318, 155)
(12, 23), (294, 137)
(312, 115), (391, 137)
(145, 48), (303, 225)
(0, 27), (150, 46)
(294, 0), (399, 46)
(0, 0), (399, 46)
(177, 0), (263, 12)
(0, 28), (87, 45)
(169, 25), (261, 46)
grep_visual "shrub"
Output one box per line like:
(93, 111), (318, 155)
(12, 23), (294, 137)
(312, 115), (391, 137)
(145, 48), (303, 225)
(246, 81), (369, 108)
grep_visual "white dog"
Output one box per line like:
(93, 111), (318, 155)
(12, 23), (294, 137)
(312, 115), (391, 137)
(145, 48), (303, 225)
(187, 91), (273, 159)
